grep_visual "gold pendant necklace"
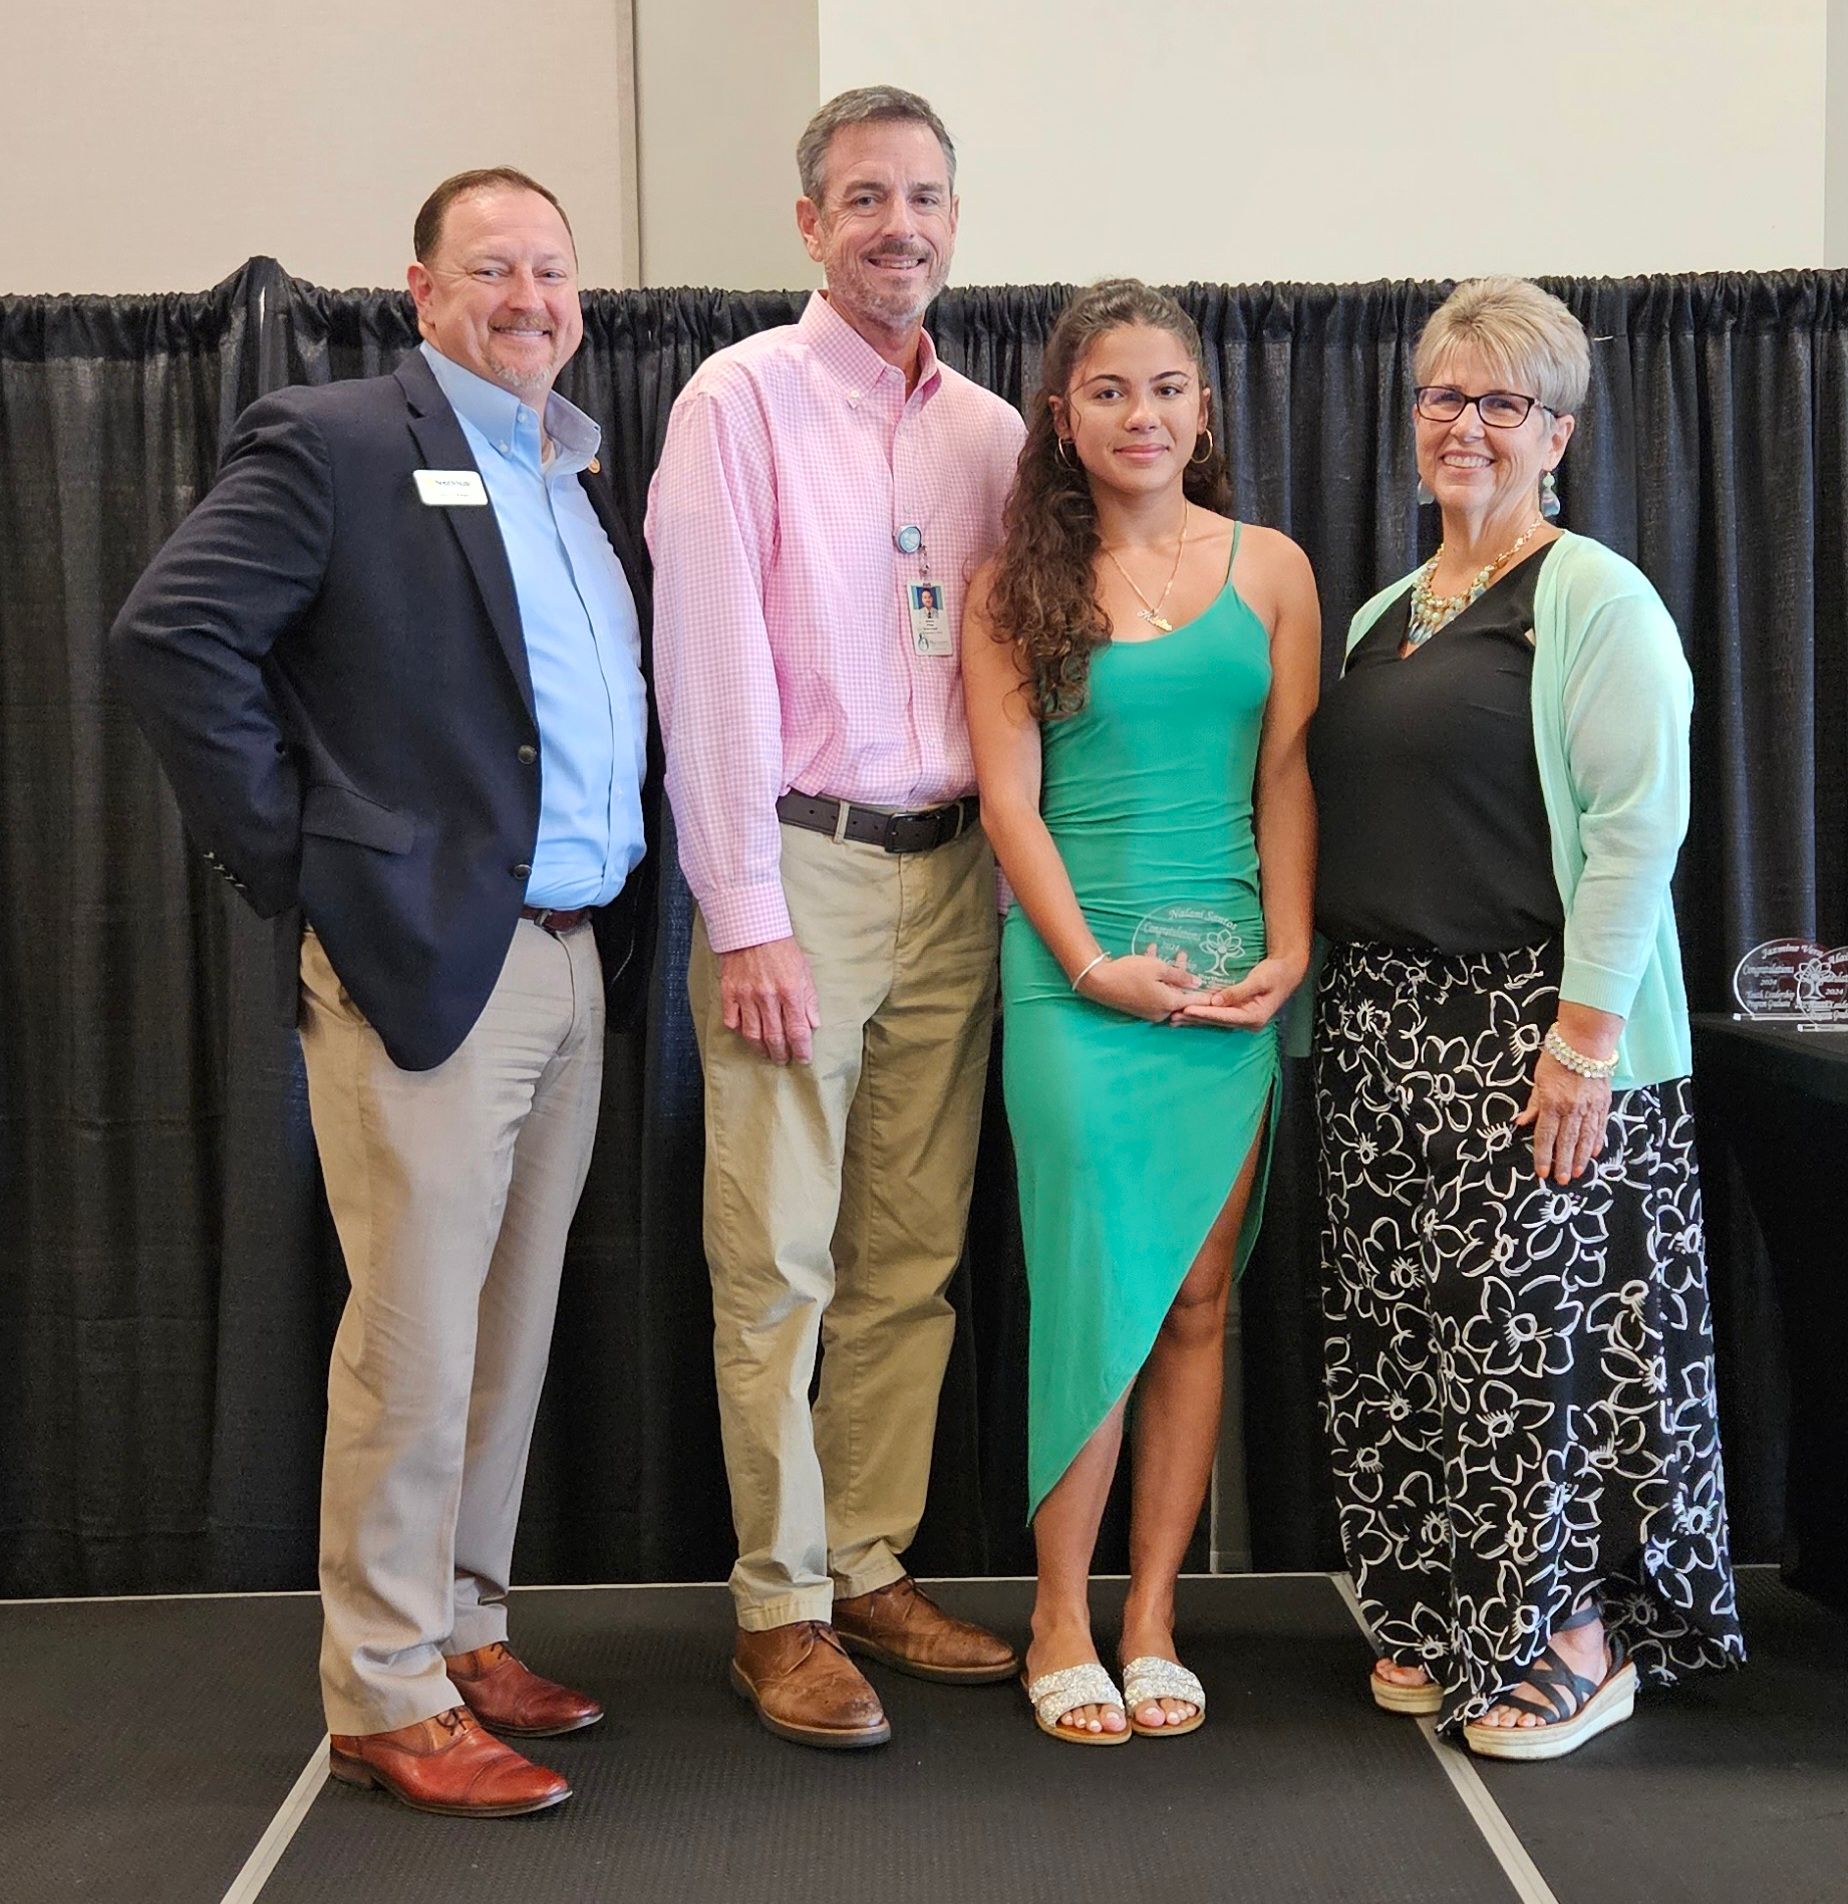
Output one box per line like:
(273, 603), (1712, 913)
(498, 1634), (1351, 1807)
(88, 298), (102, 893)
(1102, 497), (1190, 633)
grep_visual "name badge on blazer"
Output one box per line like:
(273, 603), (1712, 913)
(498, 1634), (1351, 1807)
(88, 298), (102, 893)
(413, 469), (489, 507)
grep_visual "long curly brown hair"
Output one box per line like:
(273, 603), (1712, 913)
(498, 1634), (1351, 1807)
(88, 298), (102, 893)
(988, 279), (1232, 719)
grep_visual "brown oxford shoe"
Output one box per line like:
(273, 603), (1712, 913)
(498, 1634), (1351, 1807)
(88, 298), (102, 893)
(833, 1575), (1020, 1684)
(730, 1620), (891, 1749)
(327, 1707), (570, 1818)
(445, 1641), (604, 1737)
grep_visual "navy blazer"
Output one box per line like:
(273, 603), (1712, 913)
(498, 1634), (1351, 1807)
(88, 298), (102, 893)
(110, 350), (658, 1071)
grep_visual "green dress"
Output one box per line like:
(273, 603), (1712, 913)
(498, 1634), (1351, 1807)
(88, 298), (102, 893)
(1001, 528), (1279, 1518)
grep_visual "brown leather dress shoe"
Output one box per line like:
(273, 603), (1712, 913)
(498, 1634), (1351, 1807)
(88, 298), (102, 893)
(833, 1576), (1020, 1684)
(445, 1641), (604, 1737)
(327, 1707), (570, 1818)
(730, 1621), (891, 1749)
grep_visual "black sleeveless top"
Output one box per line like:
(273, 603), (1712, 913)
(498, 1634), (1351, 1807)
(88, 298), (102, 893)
(1310, 544), (1564, 952)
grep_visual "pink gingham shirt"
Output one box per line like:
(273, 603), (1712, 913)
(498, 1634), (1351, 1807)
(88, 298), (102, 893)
(645, 292), (1026, 952)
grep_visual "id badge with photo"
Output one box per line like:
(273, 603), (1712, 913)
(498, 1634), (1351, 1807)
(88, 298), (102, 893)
(907, 581), (953, 658)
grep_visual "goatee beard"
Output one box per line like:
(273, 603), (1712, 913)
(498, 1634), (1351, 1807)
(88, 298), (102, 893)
(486, 354), (553, 396)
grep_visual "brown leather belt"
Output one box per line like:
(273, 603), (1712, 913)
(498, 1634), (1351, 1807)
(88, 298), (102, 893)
(776, 791), (980, 854)
(520, 905), (593, 935)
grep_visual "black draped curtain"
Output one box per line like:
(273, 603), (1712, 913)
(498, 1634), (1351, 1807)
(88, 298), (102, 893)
(3, 262), (1840, 1595)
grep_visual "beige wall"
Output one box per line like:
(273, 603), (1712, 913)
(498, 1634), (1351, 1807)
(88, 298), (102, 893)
(4, 1), (1838, 294)
(1830, 0), (1848, 261)
(633, 0), (819, 288)
(4, 0), (637, 294)
(824, 0), (1827, 284)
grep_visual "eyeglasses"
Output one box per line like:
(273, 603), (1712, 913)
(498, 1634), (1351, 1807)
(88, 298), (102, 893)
(1413, 385), (1554, 429)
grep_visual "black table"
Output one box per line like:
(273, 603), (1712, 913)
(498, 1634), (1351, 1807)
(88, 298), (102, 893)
(1692, 1013), (1848, 1609)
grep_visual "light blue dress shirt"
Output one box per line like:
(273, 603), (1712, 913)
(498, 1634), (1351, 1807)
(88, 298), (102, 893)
(421, 341), (647, 910)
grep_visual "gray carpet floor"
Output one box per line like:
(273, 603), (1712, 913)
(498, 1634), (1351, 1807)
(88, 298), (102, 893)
(9, 1569), (1844, 1903)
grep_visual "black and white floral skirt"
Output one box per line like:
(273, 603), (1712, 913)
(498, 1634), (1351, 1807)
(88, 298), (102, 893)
(1315, 940), (1745, 1730)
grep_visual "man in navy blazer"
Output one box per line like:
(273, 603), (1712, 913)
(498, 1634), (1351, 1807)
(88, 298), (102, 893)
(111, 168), (651, 1819)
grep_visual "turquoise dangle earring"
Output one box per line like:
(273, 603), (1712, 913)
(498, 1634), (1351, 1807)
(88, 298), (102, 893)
(1417, 478), (1435, 505)
(1540, 469), (1561, 520)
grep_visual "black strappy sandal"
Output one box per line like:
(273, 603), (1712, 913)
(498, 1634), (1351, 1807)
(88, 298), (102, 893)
(1463, 1605), (1637, 1761)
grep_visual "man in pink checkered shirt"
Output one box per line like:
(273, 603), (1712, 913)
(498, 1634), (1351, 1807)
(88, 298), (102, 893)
(646, 85), (1026, 1750)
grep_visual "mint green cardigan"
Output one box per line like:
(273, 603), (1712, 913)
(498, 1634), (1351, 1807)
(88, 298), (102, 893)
(1340, 530), (1694, 1090)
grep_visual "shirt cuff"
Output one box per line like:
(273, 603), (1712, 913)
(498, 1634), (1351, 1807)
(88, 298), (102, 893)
(1558, 954), (1642, 1020)
(699, 882), (794, 955)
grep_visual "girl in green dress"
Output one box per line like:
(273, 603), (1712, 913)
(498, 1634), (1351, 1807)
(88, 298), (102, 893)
(963, 281), (1320, 1743)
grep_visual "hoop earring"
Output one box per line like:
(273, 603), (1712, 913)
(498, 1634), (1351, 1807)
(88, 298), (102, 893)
(1056, 437), (1078, 469)
(1190, 428), (1214, 466)
(1540, 469), (1561, 520)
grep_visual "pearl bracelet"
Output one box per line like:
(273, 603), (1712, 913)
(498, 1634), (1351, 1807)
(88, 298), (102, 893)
(1543, 1025), (1617, 1080)
(1071, 951), (1112, 993)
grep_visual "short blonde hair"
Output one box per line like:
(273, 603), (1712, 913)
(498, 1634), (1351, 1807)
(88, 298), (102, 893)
(1413, 276), (1590, 414)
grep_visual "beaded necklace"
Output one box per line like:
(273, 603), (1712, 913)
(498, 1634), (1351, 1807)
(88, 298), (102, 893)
(1405, 516), (1544, 650)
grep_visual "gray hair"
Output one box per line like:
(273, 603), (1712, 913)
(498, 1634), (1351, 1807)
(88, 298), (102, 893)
(796, 85), (957, 206)
(1414, 276), (1591, 414)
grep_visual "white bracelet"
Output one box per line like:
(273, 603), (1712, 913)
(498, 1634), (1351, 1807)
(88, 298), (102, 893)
(1071, 951), (1111, 993)
(1543, 1024), (1617, 1080)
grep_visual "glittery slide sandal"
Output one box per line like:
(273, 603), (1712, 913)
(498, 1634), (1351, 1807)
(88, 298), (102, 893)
(1021, 1663), (1131, 1745)
(1120, 1656), (1206, 1737)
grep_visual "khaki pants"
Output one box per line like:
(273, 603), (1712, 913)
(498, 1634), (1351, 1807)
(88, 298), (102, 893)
(689, 821), (998, 1628)
(299, 920), (604, 1735)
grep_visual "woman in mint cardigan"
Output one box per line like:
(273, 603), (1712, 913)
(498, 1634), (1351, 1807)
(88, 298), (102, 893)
(1299, 278), (1744, 1760)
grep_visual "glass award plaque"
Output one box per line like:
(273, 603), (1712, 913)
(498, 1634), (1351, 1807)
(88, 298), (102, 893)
(1730, 939), (1848, 1025)
(1130, 902), (1251, 986)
